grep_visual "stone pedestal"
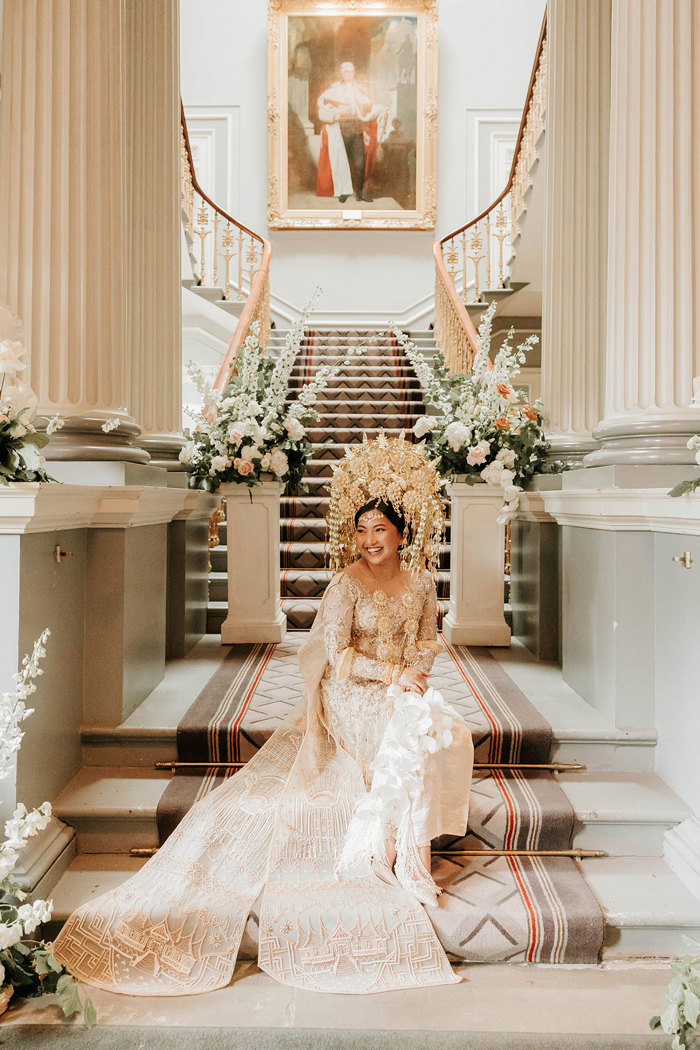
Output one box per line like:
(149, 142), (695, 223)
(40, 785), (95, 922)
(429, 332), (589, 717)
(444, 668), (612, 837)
(442, 482), (511, 647)
(510, 485), (561, 662)
(167, 491), (220, 658)
(219, 481), (287, 644)
(541, 0), (611, 463)
(585, 0), (700, 466)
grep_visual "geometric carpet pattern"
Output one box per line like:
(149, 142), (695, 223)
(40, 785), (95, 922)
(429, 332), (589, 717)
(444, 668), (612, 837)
(156, 638), (605, 964)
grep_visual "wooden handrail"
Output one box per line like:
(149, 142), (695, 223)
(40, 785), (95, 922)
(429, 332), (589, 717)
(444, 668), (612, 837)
(439, 12), (547, 248)
(180, 103), (272, 391)
(433, 11), (547, 369)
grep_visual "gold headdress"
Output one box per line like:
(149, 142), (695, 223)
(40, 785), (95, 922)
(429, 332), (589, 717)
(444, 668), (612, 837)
(327, 434), (446, 574)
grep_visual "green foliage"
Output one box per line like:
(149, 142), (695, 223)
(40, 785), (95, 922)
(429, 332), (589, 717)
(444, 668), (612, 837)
(0, 408), (52, 484)
(669, 478), (700, 498)
(650, 939), (700, 1049)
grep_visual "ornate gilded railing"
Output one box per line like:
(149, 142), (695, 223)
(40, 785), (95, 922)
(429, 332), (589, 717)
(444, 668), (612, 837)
(434, 14), (547, 373)
(180, 104), (271, 390)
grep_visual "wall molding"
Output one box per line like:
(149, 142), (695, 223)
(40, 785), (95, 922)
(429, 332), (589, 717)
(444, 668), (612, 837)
(540, 488), (700, 534)
(665, 818), (700, 904)
(268, 288), (437, 330)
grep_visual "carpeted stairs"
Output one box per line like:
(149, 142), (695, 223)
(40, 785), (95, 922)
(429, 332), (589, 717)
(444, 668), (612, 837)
(182, 328), (604, 966)
(209, 328), (448, 632)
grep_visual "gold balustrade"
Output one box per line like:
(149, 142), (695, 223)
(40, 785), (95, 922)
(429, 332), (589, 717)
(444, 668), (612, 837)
(433, 15), (547, 371)
(180, 104), (271, 390)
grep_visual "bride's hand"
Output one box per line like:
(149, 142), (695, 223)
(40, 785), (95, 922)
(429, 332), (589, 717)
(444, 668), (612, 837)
(398, 668), (429, 695)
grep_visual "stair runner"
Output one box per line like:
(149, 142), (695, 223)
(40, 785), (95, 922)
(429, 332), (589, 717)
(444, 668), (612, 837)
(209, 328), (449, 632)
(157, 637), (604, 964)
(175, 328), (604, 964)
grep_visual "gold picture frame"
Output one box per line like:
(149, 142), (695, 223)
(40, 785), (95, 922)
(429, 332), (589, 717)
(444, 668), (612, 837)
(268, 0), (438, 230)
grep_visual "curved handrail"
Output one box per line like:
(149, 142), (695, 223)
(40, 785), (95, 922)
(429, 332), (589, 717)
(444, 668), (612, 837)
(180, 103), (272, 391)
(433, 11), (547, 370)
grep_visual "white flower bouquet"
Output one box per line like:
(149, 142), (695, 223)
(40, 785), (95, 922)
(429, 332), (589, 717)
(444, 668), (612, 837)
(0, 630), (94, 1024)
(669, 436), (700, 497)
(393, 302), (560, 521)
(0, 338), (51, 485)
(650, 937), (700, 1049)
(182, 300), (365, 493)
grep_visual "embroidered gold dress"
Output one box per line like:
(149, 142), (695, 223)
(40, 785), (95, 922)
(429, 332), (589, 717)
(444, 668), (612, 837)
(53, 569), (473, 996)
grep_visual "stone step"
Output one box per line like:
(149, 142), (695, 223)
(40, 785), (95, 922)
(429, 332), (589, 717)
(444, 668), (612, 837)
(277, 517), (453, 545)
(292, 354), (413, 365)
(49, 767), (691, 859)
(290, 365), (417, 377)
(207, 569), (452, 601)
(288, 378), (422, 392)
(46, 852), (700, 960)
(305, 411), (423, 427)
(287, 398), (426, 411)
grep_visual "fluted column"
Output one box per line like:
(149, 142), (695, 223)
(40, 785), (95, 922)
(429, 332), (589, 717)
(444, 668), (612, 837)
(0, 0), (147, 462)
(586, 0), (700, 466)
(541, 0), (611, 463)
(126, 0), (185, 469)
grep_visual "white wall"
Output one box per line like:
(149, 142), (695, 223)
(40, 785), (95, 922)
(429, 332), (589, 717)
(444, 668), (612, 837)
(180, 0), (545, 322)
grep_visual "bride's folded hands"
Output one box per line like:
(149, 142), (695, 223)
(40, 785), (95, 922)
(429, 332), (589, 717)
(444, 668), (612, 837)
(398, 667), (429, 694)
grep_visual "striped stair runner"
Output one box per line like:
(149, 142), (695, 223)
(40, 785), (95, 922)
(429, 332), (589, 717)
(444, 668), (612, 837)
(174, 327), (604, 965)
(208, 328), (445, 632)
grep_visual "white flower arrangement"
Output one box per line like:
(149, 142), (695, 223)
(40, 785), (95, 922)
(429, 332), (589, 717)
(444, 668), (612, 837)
(0, 339), (51, 485)
(183, 296), (366, 492)
(669, 437), (700, 498)
(650, 938), (700, 1048)
(0, 630), (95, 1024)
(393, 302), (561, 523)
(336, 685), (458, 906)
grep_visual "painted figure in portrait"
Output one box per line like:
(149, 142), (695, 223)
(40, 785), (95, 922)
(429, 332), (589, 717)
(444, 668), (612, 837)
(270, 3), (436, 230)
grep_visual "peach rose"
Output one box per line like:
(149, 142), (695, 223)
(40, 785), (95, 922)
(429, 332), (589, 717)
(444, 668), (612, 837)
(495, 417), (510, 430)
(235, 458), (254, 476)
(497, 383), (512, 398)
(523, 404), (538, 421)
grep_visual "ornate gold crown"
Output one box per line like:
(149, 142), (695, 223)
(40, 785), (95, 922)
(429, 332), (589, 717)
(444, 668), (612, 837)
(326, 433), (446, 574)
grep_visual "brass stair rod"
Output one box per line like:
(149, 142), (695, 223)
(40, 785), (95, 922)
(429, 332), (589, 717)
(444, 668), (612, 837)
(131, 846), (606, 859)
(154, 760), (586, 772)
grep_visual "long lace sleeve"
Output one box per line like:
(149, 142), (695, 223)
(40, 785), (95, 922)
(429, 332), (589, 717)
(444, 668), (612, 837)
(411, 577), (443, 674)
(322, 575), (393, 684)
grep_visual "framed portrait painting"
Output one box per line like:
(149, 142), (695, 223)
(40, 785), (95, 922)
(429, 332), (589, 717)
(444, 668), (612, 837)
(267, 0), (438, 230)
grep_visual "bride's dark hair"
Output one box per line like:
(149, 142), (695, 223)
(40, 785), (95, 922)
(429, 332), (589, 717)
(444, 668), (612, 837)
(354, 500), (410, 543)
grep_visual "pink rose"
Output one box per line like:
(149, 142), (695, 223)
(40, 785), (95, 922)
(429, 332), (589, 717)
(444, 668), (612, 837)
(228, 427), (244, 445)
(236, 459), (254, 476)
(466, 444), (488, 466)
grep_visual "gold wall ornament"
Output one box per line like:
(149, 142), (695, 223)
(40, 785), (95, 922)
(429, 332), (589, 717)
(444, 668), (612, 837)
(267, 0), (439, 231)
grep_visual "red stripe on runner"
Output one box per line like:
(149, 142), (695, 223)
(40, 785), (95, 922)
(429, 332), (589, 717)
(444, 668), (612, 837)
(440, 636), (501, 762)
(507, 855), (539, 962)
(492, 768), (517, 850)
(230, 644), (276, 763)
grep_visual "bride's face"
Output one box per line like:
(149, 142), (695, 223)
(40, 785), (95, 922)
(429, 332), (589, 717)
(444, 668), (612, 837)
(355, 513), (403, 569)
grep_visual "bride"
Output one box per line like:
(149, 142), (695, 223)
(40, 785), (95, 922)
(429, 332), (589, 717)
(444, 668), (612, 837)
(53, 436), (474, 995)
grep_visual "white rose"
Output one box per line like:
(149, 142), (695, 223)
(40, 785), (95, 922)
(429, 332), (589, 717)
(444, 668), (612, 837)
(496, 447), (516, 469)
(413, 417), (433, 439)
(480, 461), (505, 486)
(0, 925), (21, 951)
(17, 443), (42, 472)
(444, 421), (471, 452)
(178, 440), (198, 466)
(284, 417), (305, 441)
(247, 401), (261, 416)
(241, 444), (262, 461)
(269, 449), (289, 478)
(499, 468), (516, 486)
(0, 340), (25, 376)
(209, 455), (229, 475)
(260, 453), (271, 471)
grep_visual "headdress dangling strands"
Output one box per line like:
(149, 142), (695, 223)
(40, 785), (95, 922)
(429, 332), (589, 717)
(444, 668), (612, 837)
(326, 433), (446, 574)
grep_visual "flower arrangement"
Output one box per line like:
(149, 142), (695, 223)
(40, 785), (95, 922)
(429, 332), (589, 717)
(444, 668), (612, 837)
(650, 938), (700, 1049)
(393, 302), (560, 522)
(669, 437), (700, 497)
(0, 338), (51, 485)
(181, 302), (366, 493)
(0, 630), (94, 1024)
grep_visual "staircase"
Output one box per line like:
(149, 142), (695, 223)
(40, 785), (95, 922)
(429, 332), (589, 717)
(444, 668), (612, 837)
(206, 327), (448, 633)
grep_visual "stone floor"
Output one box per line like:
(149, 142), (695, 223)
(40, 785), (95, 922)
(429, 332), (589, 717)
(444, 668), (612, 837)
(2, 959), (674, 1045)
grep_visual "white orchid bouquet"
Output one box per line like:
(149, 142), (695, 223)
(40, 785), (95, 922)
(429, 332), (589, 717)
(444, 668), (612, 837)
(0, 339), (52, 485)
(393, 302), (558, 522)
(669, 437), (700, 497)
(650, 937), (700, 1049)
(0, 630), (94, 1023)
(182, 301), (365, 493)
